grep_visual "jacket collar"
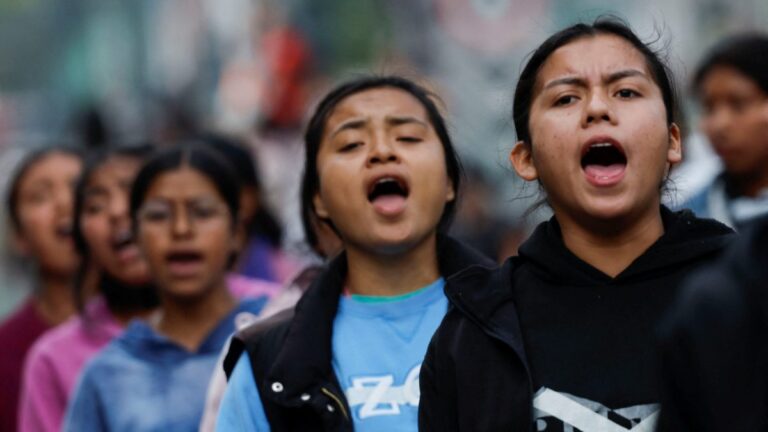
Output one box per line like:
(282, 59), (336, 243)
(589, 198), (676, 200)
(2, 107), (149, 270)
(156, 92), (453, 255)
(443, 258), (530, 372)
(264, 235), (494, 402)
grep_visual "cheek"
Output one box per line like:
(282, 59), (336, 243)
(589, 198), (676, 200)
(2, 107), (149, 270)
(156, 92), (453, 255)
(137, 230), (165, 264)
(19, 204), (53, 229)
(82, 218), (109, 250)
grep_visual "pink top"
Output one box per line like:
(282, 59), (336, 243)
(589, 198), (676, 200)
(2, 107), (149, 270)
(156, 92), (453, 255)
(18, 297), (121, 432)
(17, 274), (279, 432)
(225, 273), (283, 300)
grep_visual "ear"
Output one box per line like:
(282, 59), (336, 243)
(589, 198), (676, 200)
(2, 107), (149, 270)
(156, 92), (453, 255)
(445, 177), (456, 203)
(313, 192), (329, 219)
(667, 123), (682, 166)
(232, 221), (246, 252)
(510, 141), (538, 181)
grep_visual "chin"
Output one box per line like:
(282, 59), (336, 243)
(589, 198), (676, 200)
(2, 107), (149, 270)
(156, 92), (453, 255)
(367, 227), (436, 256)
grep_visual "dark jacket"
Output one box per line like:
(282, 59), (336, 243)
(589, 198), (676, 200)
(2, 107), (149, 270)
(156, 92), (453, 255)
(223, 236), (493, 431)
(419, 208), (734, 431)
(657, 215), (768, 431)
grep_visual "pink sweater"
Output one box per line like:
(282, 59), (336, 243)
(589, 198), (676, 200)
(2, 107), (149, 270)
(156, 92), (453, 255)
(17, 275), (279, 432)
(17, 297), (121, 432)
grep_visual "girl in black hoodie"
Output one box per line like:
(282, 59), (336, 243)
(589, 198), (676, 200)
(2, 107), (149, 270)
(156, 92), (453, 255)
(419, 17), (734, 432)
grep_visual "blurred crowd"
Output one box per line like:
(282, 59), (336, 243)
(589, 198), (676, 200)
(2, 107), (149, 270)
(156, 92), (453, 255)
(0, 1), (767, 432)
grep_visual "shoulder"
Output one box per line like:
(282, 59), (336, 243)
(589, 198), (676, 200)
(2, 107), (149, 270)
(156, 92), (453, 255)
(678, 184), (711, 216)
(227, 273), (282, 300)
(223, 308), (294, 379)
(0, 300), (45, 345)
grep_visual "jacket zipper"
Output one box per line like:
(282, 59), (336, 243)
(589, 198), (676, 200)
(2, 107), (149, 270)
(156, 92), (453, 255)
(321, 387), (350, 421)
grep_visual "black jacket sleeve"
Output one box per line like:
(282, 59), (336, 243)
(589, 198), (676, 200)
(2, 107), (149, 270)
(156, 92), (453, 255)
(657, 269), (768, 432)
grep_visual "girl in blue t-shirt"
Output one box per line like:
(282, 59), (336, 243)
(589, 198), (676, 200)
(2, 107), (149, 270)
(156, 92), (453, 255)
(216, 76), (491, 432)
(64, 143), (267, 432)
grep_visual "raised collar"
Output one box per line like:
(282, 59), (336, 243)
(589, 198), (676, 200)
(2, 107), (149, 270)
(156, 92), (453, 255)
(264, 235), (494, 403)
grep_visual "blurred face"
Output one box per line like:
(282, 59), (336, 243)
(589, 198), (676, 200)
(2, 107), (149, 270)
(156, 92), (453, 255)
(136, 167), (236, 300)
(80, 156), (149, 286)
(699, 66), (768, 180)
(14, 151), (82, 277)
(511, 34), (681, 223)
(312, 87), (455, 255)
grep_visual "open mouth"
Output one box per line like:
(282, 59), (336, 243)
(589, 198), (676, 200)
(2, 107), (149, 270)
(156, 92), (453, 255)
(111, 230), (135, 252)
(55, 225), (73, 239)
(165, 250), (205, 277)
(367, 177), (409, 202)
(581, 140), (627, 185)
(367, 176), (410, 216)
(166, 251), (204, 265)
(112, 230), (141, 262)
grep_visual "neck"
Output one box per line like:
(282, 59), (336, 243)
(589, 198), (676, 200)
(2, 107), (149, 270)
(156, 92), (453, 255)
(729, 171), (768, 198)
(345, 234), (440, 297)
(100, 274), (158, 326)
(556, 205), (664, 278)
(153, 281), (236, 351)
(34, 273), (76, 326)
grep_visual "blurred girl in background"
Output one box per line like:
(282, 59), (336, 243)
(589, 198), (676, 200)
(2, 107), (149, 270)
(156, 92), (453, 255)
(64, 144), (269, 432)
(18, 145), (159, 432)
(682, 33), (768, 229)
(205, 134), (301, 286)
(0, 147), (82, 432)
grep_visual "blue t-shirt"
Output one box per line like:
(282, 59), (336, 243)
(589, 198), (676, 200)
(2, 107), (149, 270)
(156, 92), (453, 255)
(64, 298), (266, 432)
(217, 278), (448, 432)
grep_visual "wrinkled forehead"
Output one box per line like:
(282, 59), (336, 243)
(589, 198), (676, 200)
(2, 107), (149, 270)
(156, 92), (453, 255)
(324, 87), (432, 134)
(534, 34), (653, 93)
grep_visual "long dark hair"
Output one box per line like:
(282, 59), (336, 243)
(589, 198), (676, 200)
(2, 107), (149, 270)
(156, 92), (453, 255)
(198, 133), (283, 247)
(694, 33), (768, 95)
(300, 75), (463, 248)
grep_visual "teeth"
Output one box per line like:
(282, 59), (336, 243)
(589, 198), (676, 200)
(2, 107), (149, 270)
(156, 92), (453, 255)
(591, 142), (612, 148)
(377, 177), (396, 184)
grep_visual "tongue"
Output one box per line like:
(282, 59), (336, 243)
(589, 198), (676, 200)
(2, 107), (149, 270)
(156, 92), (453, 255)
(584, 163), (625, 179)
(371, 194), (407, 216)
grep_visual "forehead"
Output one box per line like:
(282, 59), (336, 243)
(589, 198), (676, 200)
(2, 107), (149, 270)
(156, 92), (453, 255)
(22, 152), (81, 184)
(145, 167), (220, 199)
(536, 34), (651, 87)
(700, 65), (764, 94)
(326, 87), (430, 127)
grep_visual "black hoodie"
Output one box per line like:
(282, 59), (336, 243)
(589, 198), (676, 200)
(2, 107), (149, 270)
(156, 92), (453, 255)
(419, 207), (733, 432)
(657, 215), (768, 431)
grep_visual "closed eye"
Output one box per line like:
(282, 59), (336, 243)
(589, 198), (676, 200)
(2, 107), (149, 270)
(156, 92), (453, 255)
(340, 142), (362, 152)
(615, 88), (640, 99)
(397, 136), (422, 143)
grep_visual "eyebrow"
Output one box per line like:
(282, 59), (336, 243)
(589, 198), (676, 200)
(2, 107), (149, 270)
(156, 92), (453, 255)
(329, 115), (429, 138)
(330, 119), (367, 138)
(543, 69), (648, 90)
(386, 116), (428, 128)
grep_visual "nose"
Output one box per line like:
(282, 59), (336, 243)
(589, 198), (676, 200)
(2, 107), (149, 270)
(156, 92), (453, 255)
(109, 193), (129, 222)
(366, 135), (398, 166)
(702, 105), (730, 141)
(582, 91), (615, 127)
(55, 183), (75, 218)
(171, 205), (193, 238)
